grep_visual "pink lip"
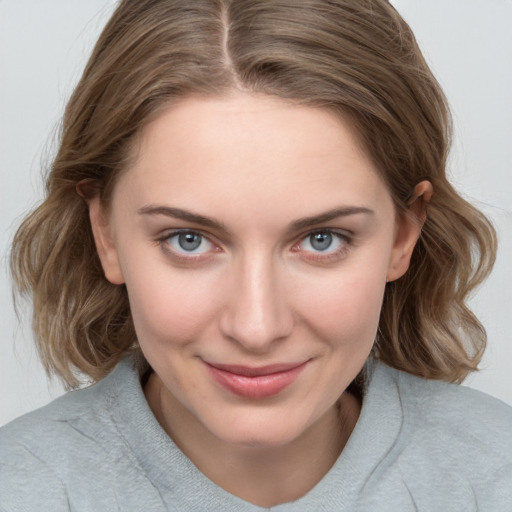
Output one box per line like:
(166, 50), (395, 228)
(205, 361), (309, 399)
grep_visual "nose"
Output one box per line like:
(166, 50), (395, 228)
(219, 254), (294, 353)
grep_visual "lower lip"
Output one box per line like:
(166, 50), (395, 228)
(206, 362), (309, 399)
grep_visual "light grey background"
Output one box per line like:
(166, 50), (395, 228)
(1, 0), (511, 426)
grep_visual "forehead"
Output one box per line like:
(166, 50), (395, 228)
(115, 93), (393, 221)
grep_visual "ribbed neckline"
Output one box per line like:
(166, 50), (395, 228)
(107, 357), (403, 510)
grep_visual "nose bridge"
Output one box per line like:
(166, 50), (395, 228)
(220, 250), (293, 351)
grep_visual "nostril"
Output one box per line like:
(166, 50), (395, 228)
(218, 296), (294, 351)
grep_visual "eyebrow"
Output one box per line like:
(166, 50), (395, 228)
(137, 204), (374, 234)
(138, 205), (227, 231)
(288, 206), (374, 232)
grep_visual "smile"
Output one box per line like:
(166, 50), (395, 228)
(204, 361), (310, 399)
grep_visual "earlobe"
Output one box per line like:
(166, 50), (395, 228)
(81, 192), (125, 286)
(386, 180), (433, 282)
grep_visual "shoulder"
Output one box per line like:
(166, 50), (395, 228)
(365, 360), (512, 461)
(0, 358), (140, 510)
(371, 362), (512, 509)
(391, 365), (512, 453)
(0, 365), (122, 456)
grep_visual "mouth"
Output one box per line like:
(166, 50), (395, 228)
(204, 361), (310, 399)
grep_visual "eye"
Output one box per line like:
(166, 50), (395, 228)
(295, 230), (349, 255)
(162, 230), (214, 256)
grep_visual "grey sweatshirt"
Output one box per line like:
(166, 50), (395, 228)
(1, 357), (511, 511)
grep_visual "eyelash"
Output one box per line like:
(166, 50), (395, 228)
(291, 230), (352, 262)
(155, 229), (220, 263)
(155, 228), (353, 263)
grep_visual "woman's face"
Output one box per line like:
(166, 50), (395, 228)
(91, 93), (422, 448)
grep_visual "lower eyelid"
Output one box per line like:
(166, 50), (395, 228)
(292, 231), (352, 261)
(300, 243), (351, 262)
(157, 230), (222, 262)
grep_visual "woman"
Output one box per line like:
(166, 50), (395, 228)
(1, 0), (511, 510)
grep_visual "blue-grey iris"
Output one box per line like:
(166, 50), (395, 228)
(178, 232), (202, 251)
(310, 232), (332, 251)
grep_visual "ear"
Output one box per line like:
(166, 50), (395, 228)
(77, 182), (125, 285)
(386, 180), (433, 282)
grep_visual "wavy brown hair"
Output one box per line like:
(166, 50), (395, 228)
(11, 0), (496, 387)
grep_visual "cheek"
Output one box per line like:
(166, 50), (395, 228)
(294, 259), (387, 347)
(122, 257), (221, 346)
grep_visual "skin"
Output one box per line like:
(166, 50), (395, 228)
(87, 92), (431, 507)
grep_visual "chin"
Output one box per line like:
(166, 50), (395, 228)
(206, 409), (314, 449)
(219, 430), (302, 450)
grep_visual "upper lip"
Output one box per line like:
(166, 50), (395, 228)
(205, 361), (309, 377)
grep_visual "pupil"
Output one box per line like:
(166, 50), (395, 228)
(311, 232), (332, 251)
(178, 232), (201, 251)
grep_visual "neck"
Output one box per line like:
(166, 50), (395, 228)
(144, 373), (360, 507)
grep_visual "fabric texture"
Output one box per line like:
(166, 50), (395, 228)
(1, 356), (511, 511)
